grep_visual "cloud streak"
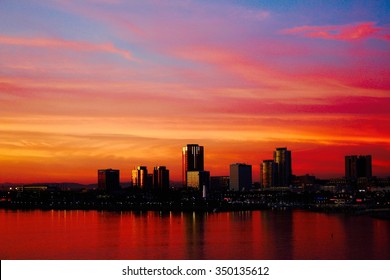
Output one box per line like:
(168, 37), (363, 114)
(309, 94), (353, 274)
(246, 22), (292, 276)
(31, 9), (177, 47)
(0, 35), (135, 61)
(282, 22), (390, 41)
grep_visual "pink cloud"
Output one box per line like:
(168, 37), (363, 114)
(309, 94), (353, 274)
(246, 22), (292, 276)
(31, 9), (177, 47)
(0, 35), (134, 61)
(172, 45), (295, 91)
(286, 60), (390, 91)
(171, 41), (390, 94)
(282, 22), (389, 41)
(208, 95), (390, 116)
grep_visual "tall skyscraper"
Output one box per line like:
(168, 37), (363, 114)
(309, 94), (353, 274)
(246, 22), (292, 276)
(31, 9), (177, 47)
(345, 155), (372, 179)
(273, 147), (292, 187)
(131, 166), (148, 188)
(260, 160), (277, 188)
(229, 163), (252, 191)
(98, 169), (120, 192)
(186, 170), (210, 191)
(182, 144), (204, 186)
(345, 156), (358, 179)
(153, 166), (170, 190)
(357, 155), (372, 178)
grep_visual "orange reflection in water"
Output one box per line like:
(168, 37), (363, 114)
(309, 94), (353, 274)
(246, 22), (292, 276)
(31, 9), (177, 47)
(0, 209), (389, 259)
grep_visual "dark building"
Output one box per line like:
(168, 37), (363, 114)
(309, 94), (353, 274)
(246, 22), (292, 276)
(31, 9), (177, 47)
(357, 156), (372, 178)
(147, 174), (153, 190)
(345, 155), (372, 179)
(131, 166), (148, 189)
(182, 144), (204, 186)
(294, 174), (317, 189)
(273, 147), (292, 187)
(229, 163), (252, 191)
(260, 160), (277, 188)
(153, 166), (170, 190)
(186, 171), (210, 192)
(210, 176), (230, 192)
(98, 169), (120, 192)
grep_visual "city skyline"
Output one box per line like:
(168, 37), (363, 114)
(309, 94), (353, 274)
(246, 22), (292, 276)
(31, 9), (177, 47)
(98, 146), (380, 187)
(1, 1), (389, 184)
(98, 147), (380, 186)
(2, 142), (388, 185)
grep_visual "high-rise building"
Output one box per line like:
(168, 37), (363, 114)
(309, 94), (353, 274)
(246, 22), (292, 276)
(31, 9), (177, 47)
(229, 163), (252, 191)
(210, 176), (230, 192)
(260, 160), (277, 188)
(345, 156), (358, 179)
(131, 166), (148, 188)
(98, 169), (120, 192)
(182, 144), (204, 186)
(153, 166), (170, 190)
(147, 174), (153, 189)
(357, 155), (372, 178)
(273, 147), (292, 187)
(345, 155), (372, 179)
(186, 170), (210, 192)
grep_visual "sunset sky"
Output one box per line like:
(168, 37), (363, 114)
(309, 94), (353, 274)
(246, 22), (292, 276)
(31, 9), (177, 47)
(1, 0), (389, 184)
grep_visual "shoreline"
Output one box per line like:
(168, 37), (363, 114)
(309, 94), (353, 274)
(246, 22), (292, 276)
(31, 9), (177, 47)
(1, 201), (389, 219)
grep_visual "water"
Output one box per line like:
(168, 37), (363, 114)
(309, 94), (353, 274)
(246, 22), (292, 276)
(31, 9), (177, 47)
(0, 209), (389, 259)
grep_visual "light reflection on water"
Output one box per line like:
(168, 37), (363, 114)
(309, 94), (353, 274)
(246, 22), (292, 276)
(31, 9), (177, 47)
(0, 209), (389, 259)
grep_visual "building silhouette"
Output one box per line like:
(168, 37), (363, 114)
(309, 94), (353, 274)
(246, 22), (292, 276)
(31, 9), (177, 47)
(182, 144), (204, 186)
(131, 166), (148, 189)
(186, 170), (210, 191)
(345, 155), (372, 179)
(98, 169), (120, 192)
(210, 176), (230, 192)
(273, 147), (292, 187)
(229, 163), (252, 191)
(260, 160), (277, 188)
(153, 166), (170, 190)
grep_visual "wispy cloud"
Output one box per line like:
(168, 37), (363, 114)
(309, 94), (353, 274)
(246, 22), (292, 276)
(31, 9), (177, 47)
(0, 35), (135, 61)
(281, 22), (390, 41)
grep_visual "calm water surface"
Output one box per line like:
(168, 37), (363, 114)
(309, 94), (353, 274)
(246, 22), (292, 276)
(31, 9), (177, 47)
(1, 209), (389, 259)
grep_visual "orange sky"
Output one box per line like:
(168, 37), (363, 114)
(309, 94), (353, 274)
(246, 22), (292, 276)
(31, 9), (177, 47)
(0, 0), (389, 183)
